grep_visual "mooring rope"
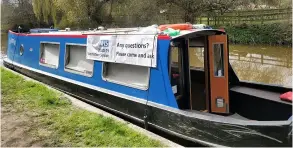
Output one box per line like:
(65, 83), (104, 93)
(143, 34), (158, 130)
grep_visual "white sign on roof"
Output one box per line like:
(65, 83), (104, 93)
(86, 35), (157, 67)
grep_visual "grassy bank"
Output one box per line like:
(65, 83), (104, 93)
(223, 23), (292, 46)
(1, 68), (163, 147)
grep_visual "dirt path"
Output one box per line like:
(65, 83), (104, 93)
(1, 106), (45, 147)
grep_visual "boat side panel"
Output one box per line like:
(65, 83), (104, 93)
(6, 32), (179, 108)
(148, 40), (178, 108)
(7, 32), (19, 63)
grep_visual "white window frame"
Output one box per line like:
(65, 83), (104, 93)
(39, 41), (60, 69)
(101, 62), (150, 90)
(64, 43), (94, 77)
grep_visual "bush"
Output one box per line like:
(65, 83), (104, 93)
(222, 23), (292, 45)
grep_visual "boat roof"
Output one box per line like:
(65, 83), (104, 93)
(22, 27), (225, 40)
(171, 29), (225, 40)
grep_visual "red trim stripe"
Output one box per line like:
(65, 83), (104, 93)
(158, 35), (171, 40)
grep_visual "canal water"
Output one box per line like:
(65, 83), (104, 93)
(1, 33), (8, 55)
(229, 45), (291, 87)
(1, 33), (292, 87)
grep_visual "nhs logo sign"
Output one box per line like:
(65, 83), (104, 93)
(99, 40), (109, 47)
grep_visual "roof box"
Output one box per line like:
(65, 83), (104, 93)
(30, 28), (59, 33)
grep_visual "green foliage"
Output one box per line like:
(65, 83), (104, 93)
(31, 0), (110, 29)
(32, 0), (42, 21)
(32, 0), (54, 24)
(109, 0), (163, 27)
(1, 68), (164, 147)
(224, 23), (292, 45)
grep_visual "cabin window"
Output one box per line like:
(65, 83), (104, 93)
(213, 43), (224, 77)
(20, 44), (24, 56)
(170, 47), (179, 68)
(171, 46), (204, 70)
(102, 63), (149, 90)
(64, 44), (94, 77)
(189, 47), (204, 69)
(189, 37), (205, 70)
(39, 42), (60, 69)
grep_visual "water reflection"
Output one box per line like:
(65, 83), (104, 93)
(229, 45), (292, 87)
(1, 33), (8, 55)
(171, 45), (292, 87)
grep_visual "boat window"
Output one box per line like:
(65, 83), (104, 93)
(171, 47), (179, 68)
(172, 47), (204, 70)
(64, 44), (94, 77)
(189, 47), (204, 70)
(213, 43), (224, 77)
(20, 44), (24, 56)
(170, 46), (184, 98)
(189, 37), (205, 70)
(102, 63), (149, 90)
(39, 42), (60, 69)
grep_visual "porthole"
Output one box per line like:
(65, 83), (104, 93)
(20, 44), (24, 56)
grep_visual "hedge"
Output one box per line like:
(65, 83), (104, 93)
(220, 23), (292, 46)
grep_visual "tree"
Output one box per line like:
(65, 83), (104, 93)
(108, 0), (162, 27)
(32, 0), (110, 29)
(163, 0), (207, 23)
(206, 0), (245, 15)
(2, 0), (37, 31)
(160, 0), (245, 23)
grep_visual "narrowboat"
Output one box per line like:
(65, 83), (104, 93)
(3, 25), (292, 147)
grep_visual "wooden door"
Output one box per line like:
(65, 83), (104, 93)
(208, 35), (229, 114)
